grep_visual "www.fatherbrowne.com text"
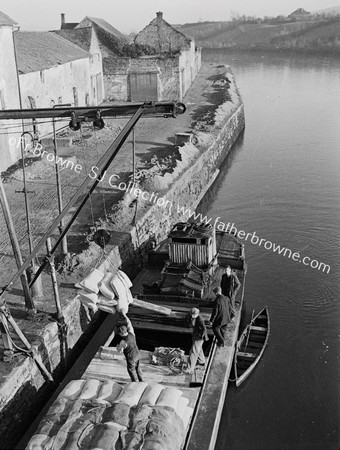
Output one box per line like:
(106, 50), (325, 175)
(176, 205), (330, 274)
(18, 139), (330, 274)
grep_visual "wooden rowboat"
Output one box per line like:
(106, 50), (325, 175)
(234, 307), (269, 387)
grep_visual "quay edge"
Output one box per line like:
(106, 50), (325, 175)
(0, 65), (245, 448)
(186, 278), (247, 450)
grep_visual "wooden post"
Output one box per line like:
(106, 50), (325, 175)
(132, 127), (136, 185)
(46, 238), (67, 370)
(0, 177), (35, 311)
(0, 319), (14, 358)
(18, 136), (44, 299)
(52, 119), (68, 256)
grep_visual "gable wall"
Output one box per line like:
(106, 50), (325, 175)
(0, 26), (21, 172)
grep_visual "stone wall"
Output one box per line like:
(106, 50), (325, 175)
(121, 103), (245, 273)
(134, 12), (191, 53)
(104, 56), (180, 102)
(19, 58), (95, 139)
(103, 57), (130, 101)
(0, 299), (102, 448)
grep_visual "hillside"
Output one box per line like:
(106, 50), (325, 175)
(314, 5), (340, 16)
(177, 18), (340, 52)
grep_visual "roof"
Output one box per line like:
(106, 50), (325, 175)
(61, 22), (78, 30)
(53, 27), (93, 51)
(135, 12), (191, 50)
(0, 10), (17, 26)
(13, 31), (90, 74)
(289, 8), (310, 16)
(77, 16), (127, 44)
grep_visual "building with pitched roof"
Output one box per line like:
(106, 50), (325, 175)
(0, 11), (21, 171)
(53, 27), (104, 106)
(58, 12), (201, 103)
(57, 14), (130, 102)
(76, 16), (129, 57)
(13, 30), (104, 138)
(135, 11), (192, 53)
(105, 12), (201, 102)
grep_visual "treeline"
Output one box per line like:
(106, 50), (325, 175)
(176, 17), (340, 52)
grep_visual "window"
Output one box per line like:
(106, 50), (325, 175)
(27, 96), (36, 109)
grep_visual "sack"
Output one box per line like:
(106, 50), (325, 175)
(156, 387), (182, 409)
(97, 295), (117, 307)
(79, 379), (101, 400)
(79, 269), (104, 294)
(110, 273), (129, 313)
(102, 403), (130, 428)
(77, 290), (99, 304)
(118, 270), (133, 288)
(115, 382), (148, 407)
(58, 380), (85, 400)
(99, 272), (116, 300)
(98, 381), (123, 404)
(139, 384), (164, 406)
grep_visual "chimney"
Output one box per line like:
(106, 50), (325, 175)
(156, 11), (163, 21)
(61, 13), (65, 27)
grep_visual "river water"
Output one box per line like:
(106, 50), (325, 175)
(198, 50), (340, 450)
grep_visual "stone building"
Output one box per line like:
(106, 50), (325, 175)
(75, 16), (128, 57)
(57, 12), (201, 103)
(0, 11), (21, 172)
(54, 27), (104, 105)
(58, 14), (129, 102)
(13, 31), (104, 138)
(133, 11), (201, 100)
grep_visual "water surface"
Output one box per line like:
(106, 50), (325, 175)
(199, 50), (340, 450)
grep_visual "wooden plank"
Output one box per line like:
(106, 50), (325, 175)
(250, 325), (267, 332)
(132, 298), (172, 315)
(237, 351), (257, 358)
(131, 320), (214, 336)
(247, 341), (264, 348)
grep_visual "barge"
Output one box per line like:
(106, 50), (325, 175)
(24, 222), (247, 450)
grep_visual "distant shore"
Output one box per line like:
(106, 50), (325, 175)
(202, 46), (340, 57)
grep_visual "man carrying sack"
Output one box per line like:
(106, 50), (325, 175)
(116, 315), (143, 382)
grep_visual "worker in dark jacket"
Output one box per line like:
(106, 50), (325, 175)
(208, 287), (231, 347)
(220, 265), (241, 315)
(116, 317), (143, 382)
(184, 307), (208, 373)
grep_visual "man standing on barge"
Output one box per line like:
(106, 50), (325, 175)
(208, 287), (231, 347)
(184, 307), (208, 373)
(220, 265), (241, 316)
(116, 314), (143, 382)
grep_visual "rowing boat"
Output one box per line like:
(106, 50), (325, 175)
(234, 307), (269, 387)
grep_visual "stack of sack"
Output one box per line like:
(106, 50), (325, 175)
(27, 378), (194, 450)
(75, 269), (133, 314)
